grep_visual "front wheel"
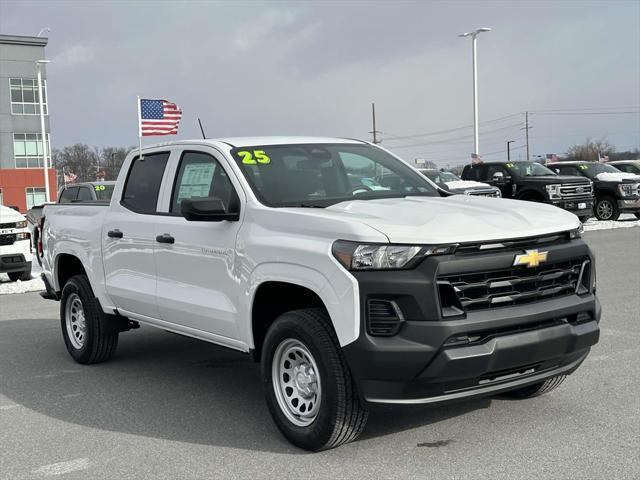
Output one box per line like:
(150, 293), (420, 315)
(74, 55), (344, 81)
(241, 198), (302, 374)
(578, 216), (591, 223)
(635, 213), (640, 220)
(261, 308), (368, 451)
(60, 275), (119, 364)
(7, 268), (31, 282)
(595, 196), (620, 221)
(503, 375), (567, 399)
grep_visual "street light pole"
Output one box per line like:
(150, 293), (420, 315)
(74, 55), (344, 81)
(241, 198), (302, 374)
(36, 60), (51, 202)
(459, 28), (492, 158)
(507, 140), (515, 161)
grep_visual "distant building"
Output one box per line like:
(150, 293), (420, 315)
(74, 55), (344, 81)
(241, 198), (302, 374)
(0, 34), (56, 212)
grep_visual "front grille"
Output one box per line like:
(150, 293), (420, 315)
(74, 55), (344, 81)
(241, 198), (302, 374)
(438, 257), (589, 312)
(560, 183), (593, 197)
(0, 222), (18, 230)
(367, 299), (404, 336)
(0, 234), (16, 246)
(468, 189), (501, 198)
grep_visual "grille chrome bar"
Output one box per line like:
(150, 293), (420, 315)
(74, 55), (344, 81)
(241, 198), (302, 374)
(440, 258), (588, 312)
(560, 183), (593, 197)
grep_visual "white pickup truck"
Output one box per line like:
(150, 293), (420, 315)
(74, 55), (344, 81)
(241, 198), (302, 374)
(0, 204), (33, 281)
(41, 137), (601, 451)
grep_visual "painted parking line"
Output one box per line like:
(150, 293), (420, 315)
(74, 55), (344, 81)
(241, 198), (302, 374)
(33, 458), (90, 477)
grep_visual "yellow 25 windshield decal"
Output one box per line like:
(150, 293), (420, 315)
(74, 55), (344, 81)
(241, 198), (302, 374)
(238, 150), (271, 165)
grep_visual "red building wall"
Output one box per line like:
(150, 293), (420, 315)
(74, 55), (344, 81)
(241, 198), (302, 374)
(0, 168), (57, 212)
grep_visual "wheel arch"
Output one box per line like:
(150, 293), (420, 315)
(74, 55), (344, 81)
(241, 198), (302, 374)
(516, 189), (545, 202)
(55, 253), (87, 292)
(244, 262), (360, 357)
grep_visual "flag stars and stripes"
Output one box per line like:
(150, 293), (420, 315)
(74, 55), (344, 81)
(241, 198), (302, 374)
(139, 99), (182, 136)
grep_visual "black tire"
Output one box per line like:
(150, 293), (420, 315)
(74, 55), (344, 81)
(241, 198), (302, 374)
(60, 274), (119, 364)
(578, 216), (590, 223)
(261, 308), (368, 451)
(8, 269), (31, 282)
(595, 196), (620, 221)
(635, 213), (640, 220)
(503, 375), (567, 399)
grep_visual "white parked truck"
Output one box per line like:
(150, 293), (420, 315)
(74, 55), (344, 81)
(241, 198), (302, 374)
(0, 204), (33, 281)
(40, 137), (601, 450)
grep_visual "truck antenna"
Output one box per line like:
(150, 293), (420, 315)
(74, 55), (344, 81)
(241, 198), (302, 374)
(197, 118), (207, 139)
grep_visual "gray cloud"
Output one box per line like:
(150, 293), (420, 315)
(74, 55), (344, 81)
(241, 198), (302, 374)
(1, 0), (638, 166)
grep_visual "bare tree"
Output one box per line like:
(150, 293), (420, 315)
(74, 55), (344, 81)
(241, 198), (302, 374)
(52, 144), (100, 182)
(565, 137), (616, 162)
(99, 146), (131, 180)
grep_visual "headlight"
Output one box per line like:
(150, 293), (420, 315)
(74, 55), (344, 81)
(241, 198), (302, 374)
(618, 183), (638, 197)
(16, 232), (30, 240)
(332, 240), (456, 270)
(569, 224), (584, 239)
(16, 220), (28, 228)
(545, 184), (562, 200)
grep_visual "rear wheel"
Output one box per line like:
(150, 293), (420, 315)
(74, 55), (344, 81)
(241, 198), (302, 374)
(578, 216), (590, 223)
(7, 268), (31, 282)
(261, 308), (368, 451)
(503, 375), (567, 399)
(60, 275), (119, 364)
(635, 213), (640, 220)
(595, 196), (620, 221)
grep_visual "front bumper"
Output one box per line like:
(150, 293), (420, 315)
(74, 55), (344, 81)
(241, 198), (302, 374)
(342, 239), (601, 405)
(0, 239), (33, 273)
(618, 198), (640, 213)
(550, 198), (594, 216)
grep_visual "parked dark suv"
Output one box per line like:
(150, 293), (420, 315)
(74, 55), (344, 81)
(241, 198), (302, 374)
(548, 161), (640, 220)
(461, 161), (594, 221)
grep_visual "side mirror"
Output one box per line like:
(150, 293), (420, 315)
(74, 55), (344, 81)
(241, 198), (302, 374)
(492, 172), (506, 184)
(180, 197), (239, 222)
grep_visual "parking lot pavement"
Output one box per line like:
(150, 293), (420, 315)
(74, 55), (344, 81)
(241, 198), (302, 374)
(1, 228), (638, 479)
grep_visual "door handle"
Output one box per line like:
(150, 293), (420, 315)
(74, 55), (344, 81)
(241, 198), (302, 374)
(107, 229), (123, 239)
(156, 233), (175, 244)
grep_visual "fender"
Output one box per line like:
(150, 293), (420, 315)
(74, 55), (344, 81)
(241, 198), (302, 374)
(241, 261), (360, 348)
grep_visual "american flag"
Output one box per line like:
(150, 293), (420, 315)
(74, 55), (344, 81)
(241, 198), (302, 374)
(139, 99), (182, 136)
(471, 153), (483, 164)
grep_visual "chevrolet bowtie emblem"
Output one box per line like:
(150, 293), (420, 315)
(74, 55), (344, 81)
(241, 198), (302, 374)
(513, 249), (548, 268)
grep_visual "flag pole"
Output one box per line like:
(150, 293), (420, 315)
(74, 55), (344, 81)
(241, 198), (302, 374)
(137, 95), (143, 159)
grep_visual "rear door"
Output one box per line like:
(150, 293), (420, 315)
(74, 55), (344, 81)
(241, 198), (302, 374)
(102, 151), (171, 318)
(154, 146), (245, 341)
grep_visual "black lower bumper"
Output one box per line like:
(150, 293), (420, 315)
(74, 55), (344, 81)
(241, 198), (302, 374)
(342, 239), (601, 405)
(551, 198), (594, 217)
(617, 198), (640, 213)
(0, 255), (30, 274)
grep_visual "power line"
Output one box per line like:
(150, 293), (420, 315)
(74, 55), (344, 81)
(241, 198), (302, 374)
(530, 111), (640, 116)
(381, 113), (521, 142)
(388, 123), (522, 149)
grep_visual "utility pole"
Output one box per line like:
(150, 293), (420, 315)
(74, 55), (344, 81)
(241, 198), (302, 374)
(524, 111), (531, 161)
(369, 103), (381, 144)
(507, 140), (515, 161)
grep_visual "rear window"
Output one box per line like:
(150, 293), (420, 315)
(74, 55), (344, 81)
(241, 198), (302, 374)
(58, 187), (78, 203)
(121, 152), (169, 213)
(94, 184), (115, 201)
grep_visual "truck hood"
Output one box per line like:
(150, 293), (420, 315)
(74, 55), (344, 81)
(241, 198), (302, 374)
(595, 172), (640, 183)
(517, 175), (590, 185)
(0, 205), (26, 224)
(325, 195), (579, 244)
(444, 180), (493, 191)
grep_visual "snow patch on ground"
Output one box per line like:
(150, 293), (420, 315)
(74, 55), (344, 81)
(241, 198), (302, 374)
(0, 263), (44, 295)
(583, 214), (640, 231)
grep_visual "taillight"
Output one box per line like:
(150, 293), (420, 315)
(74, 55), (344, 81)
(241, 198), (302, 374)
(37, 216), (45, 256)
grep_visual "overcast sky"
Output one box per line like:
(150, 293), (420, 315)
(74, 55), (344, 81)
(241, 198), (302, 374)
(2, 0), (639, 166)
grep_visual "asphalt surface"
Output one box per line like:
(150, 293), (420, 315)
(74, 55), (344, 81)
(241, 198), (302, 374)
(1, 228), (639, 479)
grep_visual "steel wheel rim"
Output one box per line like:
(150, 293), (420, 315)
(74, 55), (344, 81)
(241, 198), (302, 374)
(597, 200), (613, 220)
(272, 338), (322, 427)
(65, 293), (86, 349)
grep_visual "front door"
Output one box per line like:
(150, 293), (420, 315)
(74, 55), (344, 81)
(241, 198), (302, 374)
(102, 151), (170, 318)
(154, 149), (244, 341)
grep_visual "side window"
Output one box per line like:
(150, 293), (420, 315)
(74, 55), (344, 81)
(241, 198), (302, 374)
(170, 151), (235, 213)
(464, 165), (483, 181)
(121, 152), (170, 214)
(485, 165), (506, 181)
(559, 166), (578, 176)
(76, 187), (93, 202)
(59, 187), (78, 203)
(616, 164), (630, 173)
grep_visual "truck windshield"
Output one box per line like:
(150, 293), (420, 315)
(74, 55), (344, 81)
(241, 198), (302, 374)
(419, 170), (460, 184)
(505, 162), (557, 177)
(231, 144), (438, 207)
(576, 163), (621, 178)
